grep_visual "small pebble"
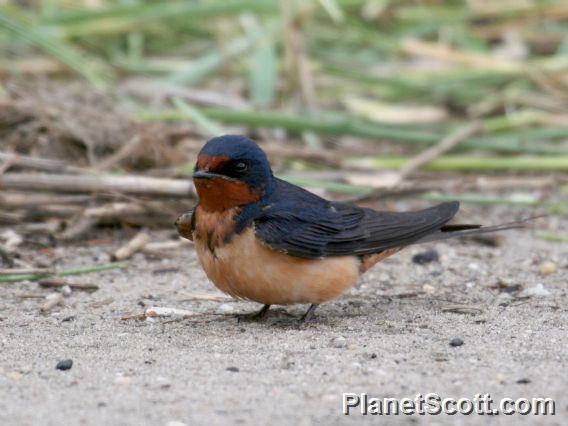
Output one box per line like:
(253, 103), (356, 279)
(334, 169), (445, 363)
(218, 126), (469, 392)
(56, 359), (73, 371)
(61, 285), (72, 297)
(412, 249), (439, 265)
(422, 284), (436, 294)
(330, 336), (348, 348)
(217, 303), (234, 313)
(154, 376), (171, 389)
(467, 262), (480, 271)
(520, 283), (551, 298)
(45, 292), (61, 301)
(449, 338), (464, 347)
(226, 366), (239, 372)
(539, 261), (557, 276)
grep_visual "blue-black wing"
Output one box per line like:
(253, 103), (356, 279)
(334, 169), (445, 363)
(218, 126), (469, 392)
(254, 178), (460, 259)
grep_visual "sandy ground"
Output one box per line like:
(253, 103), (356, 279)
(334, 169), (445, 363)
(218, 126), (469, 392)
(0, 207), (566, 426)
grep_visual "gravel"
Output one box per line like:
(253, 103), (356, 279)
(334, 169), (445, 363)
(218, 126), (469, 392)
(55, 359), (73, 371)
(1, 209), (566, 425)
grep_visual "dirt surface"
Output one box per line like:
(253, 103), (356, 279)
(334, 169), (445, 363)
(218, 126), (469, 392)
(0, 207), (566, 426)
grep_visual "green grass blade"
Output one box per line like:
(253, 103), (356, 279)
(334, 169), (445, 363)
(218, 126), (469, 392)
(172, 98), (225, 137)
(137, 107), (568, 154)
(420, 193), (565, 213)
(246, 18), (278, 108)
(0, 262), (126, 284)
(42, 0), (278, 37)
(347, 155), (568, 172)
(317, 0), (345, 23)
(168, 21), (277, 86)
(279, 175), (372, 196)
(0, 7), (110, 87)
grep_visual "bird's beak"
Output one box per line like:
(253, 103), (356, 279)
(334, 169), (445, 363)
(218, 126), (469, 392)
(193, 169), (237, 182)
(192, 170), (219, 180)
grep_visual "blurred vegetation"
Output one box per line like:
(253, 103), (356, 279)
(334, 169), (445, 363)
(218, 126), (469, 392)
(1, 0), (567, 167)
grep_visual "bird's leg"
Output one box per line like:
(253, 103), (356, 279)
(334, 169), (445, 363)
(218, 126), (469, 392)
(300, 304), (319, 322)
(253, 304), (271, 319)
(237, 304), (271, 322)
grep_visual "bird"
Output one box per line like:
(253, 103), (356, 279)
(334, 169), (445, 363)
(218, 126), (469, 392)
(176, 135), (527, 322)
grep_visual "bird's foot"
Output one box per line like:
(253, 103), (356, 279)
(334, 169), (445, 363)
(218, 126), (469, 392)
(236, 304), (271, 323)
(270, 304), (319, 327)
(301, 303), (318, 322)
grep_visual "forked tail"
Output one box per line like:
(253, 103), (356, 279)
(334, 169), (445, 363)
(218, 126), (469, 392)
(415, 216), (539, 245)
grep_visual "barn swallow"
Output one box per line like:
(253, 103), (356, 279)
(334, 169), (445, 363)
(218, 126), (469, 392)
(176, 135), (525, 322)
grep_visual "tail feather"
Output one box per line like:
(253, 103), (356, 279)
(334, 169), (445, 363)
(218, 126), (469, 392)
(416, 216), (539, 245)
(440, 224), (481, 232)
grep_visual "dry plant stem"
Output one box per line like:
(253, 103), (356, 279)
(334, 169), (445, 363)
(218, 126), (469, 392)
(0, 155), (17, 174)
(38, 278), (99, 291)
(142, 239), (192, 252)
(261, 143), (344, 164)
(0, 192), (92, 208)
(473, 176), (567, 190)
(17, 294), (45, 299)
(179, 293), (230, 302)
(398, 121), (482, 180)
(27, 205), (83, 218)
(121, 313), (147, 321)
(280, 0), (317, 108)
(59, 217), (98, 241)
(93, 135), (141, 171)
(24, 221), (64, 233)
(84, 203), (147, 220)
(0, 173), (195, 197)
(0, 211), (24, 223)
(441, 305), (484, 314)
(145, 306), (199, 318)
(90, 298), (114, 309)
(401, 39), (517, 72)
(356, 122), (482, 201)
(119, 79), (251, 110)
(112, 232), (151, 260)
(0, 57), (67, 76)
(0, 151), (84, 174)
(40, 293), (64, 313)
(82, 202), (178, 227)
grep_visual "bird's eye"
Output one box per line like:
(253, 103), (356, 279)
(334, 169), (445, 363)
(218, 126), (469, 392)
(234, 162), (248, 173)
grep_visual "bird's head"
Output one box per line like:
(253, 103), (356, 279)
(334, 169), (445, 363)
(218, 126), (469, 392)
(193, 135), (274, 211)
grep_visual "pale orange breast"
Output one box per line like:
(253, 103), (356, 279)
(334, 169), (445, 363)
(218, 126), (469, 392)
(194, 228), (361, 305)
